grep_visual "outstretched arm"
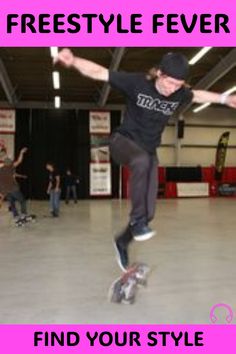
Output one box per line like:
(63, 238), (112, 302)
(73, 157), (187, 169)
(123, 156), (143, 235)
(13, 147), (28, 167)
(54, 48), (109, 82)
(14, 173), (27, 179)
(192, 90), (236, 109)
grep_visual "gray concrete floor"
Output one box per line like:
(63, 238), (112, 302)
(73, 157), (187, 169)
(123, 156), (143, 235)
(0, 198), (236, 324)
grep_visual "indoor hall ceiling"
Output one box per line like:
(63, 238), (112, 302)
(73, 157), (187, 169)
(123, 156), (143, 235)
(0, 47), (235, 112)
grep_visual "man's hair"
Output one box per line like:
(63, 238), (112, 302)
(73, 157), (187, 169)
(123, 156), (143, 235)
(146, 67), (159, 81)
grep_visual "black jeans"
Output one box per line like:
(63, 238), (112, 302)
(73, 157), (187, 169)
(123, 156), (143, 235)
(65, 185), (77, 203)
(6, 190), (27, 218)
(110, 132), (158, 227)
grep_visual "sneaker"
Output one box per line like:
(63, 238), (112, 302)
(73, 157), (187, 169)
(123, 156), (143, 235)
(130, 224), (156, 241)
(113, 238), (129, 272)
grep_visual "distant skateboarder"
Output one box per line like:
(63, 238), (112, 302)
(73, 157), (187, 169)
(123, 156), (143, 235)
(0, 147), (32, 226)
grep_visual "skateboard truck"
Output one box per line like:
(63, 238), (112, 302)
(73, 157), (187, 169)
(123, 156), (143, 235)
(109, 263), (150, 304)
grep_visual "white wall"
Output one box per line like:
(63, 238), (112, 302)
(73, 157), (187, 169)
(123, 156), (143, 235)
(158, 106), (236, 166)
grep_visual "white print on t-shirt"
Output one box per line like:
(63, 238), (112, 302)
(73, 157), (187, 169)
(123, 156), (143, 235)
(137, 94), (180, 116)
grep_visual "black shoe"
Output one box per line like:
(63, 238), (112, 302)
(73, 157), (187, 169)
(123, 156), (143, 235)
(114, 238), (129, 272)
(130, 224), (156, 241)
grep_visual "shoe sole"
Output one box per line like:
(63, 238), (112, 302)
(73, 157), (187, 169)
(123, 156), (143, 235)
(134, 230), (156, 241)
(113, 241), (127, 272)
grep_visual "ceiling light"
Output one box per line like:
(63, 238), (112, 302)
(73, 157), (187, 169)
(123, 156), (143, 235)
(189, 47), (212, 65)
(54, 96), (61, 109)
(223, 86), (236, 95)
(52, 71), (60, 89)
(50, 47), (59, 58)
(193, 102), (211, 113)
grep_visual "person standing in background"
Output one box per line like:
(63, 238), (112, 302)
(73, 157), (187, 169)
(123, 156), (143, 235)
(64, 168), (79, 204)
(0, 147), (29, 224)
(46, 162), (61, 217)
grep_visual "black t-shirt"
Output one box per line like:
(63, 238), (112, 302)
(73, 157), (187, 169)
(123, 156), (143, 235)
(64, 174), (78, 187)
(109, 71), (193, 153)
(49, 169), (60, 190)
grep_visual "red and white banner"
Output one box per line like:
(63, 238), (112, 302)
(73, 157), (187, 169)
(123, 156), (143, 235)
(90, 162), (111, 196)
(177, 182), (209, 197)
(0, 133), (15, 161)
(89, 111), (111, 134)
(89, 111), (111, 196)
(0, 109), (15, 133)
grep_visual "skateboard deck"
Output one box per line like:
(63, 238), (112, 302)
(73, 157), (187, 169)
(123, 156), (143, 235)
(15, 214), (37, 227)
(24, 214), (37, 222)
(109, 262), (150, 304)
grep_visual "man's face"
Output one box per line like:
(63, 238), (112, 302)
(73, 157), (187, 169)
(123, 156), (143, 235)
(46, 164), (53, 172)
(156, 70), (185, 97)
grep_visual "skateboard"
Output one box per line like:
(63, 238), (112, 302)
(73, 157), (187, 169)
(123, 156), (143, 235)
(108, 262), (150, 304)
(15, 214), (37, 227)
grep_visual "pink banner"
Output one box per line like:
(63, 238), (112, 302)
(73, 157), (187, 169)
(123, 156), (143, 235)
(0, 0), (236, 46)
(0, 325), (235, 353)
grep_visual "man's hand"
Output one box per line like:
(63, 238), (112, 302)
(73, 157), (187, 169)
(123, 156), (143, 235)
(226, 95), (236, 108)
(53, 48), (75, 68)
(53, 48), (109, 81)
(13, 147), (28, 167)
(20, 147), (28, 154)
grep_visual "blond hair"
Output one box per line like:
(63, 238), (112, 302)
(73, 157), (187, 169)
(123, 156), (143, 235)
(146, 67), (190, 88)
(146, 67), (158, 81)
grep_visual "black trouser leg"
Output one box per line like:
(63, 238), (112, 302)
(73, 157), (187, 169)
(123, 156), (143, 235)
(6, 193), (19, 217)
(110, 132), (158, 224)
(146, 155), (158, 222)
(7, 190), (27, 217)
(65, 186), (70, 203)
(71, 185), (77, 202)
(14, 190), (27, 215)
(110, 132), (158, 244)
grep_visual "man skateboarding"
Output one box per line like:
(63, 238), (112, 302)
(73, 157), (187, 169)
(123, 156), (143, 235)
(0, 147), (29, 225)
(54, 48), (236, 271)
